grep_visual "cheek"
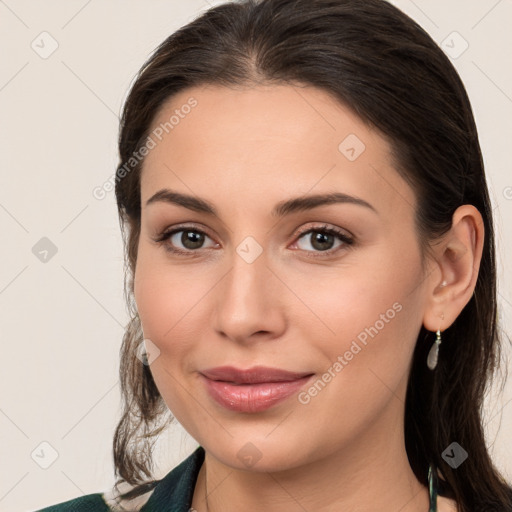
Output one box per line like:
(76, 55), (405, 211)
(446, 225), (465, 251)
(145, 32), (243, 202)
(294, 265), (423, 435)
(135, 248), (192, 338)
(133, 250), (217, 366)
(133, 256), (203, 421)
(294, 244), (423, 375)
(133, 265), (170, 341)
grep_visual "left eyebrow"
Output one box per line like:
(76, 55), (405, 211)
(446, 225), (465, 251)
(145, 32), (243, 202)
(144, 189), (378, 217)
(272, 192), (378, 217)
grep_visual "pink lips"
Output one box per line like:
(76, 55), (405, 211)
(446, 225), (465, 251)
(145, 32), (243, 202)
(200, 366), (314, 413)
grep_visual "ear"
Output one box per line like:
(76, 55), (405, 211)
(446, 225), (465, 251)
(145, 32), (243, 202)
(422, 204), (485, 332)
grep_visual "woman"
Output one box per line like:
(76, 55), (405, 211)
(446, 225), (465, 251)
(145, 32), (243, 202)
(36, 0), (512, 511)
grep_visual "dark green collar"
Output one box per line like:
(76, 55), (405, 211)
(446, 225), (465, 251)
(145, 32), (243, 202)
(141, 446), (205, 512)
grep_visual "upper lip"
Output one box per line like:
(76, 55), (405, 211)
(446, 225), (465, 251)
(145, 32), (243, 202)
(200, 366), (313, 384)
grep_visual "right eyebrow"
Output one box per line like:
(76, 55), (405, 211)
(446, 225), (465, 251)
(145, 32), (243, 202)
(145, 189), (217, 215)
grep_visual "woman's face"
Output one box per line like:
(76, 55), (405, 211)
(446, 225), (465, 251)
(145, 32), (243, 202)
(134, 84), (434, 471)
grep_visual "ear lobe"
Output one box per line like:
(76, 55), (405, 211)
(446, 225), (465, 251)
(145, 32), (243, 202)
(422, 204), (485, 333)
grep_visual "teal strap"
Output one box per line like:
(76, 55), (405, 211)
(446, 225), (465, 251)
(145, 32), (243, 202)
(428, 463), (438, 511)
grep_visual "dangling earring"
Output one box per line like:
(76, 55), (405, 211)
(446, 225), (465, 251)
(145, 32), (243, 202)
(427, 329), (442, 370)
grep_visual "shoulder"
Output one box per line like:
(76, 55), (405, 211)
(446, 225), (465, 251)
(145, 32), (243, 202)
(33, 446), (205, 512)
(33, 492), (111, 511)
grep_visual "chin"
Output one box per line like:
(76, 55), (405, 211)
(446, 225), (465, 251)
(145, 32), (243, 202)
(199, 430), (317, 473)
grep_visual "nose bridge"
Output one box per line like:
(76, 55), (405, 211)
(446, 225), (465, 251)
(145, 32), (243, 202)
(221, 243), (269, 315)
(213, 240), (283, 341)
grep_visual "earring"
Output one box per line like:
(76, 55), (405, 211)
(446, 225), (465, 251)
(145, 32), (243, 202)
(427, 329), (442, 370)
(141, 347), (149, 366)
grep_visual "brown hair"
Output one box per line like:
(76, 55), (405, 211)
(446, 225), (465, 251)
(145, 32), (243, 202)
(112, 0), (512, 510)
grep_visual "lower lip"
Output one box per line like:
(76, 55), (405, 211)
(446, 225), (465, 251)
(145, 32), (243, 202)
(201, 375), (313, 413)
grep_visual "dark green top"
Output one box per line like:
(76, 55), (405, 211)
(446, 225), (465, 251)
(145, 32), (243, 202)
(34, 447), (439, 511)
(35, 447), (205, 512)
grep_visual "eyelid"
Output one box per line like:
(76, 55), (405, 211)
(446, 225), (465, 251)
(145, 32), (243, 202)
(152, 223), (218, 252)
(154, 221), (213, 238)
(293, 222), (353, 241)
(289, 223), (354, 257)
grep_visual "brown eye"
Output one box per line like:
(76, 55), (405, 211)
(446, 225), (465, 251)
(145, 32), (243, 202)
(293, 224), (354, 256)
(178, 230), (206, 250)
(306, 231), (336, 251)
(154, 225), (218, 255)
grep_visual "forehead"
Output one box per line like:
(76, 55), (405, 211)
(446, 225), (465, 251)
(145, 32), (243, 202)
(140, 84), (416, 222)
(146, 83), (377, 156)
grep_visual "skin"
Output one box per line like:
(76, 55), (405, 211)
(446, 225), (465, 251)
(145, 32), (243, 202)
(133, 83), (483, 512)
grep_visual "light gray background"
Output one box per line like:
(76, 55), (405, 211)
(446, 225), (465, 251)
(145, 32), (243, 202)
(0, 1), (511, 511)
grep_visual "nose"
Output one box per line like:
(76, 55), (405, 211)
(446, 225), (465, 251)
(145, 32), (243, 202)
(212, 247), (287, 345)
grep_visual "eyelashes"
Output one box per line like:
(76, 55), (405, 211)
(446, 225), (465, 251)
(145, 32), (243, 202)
(152, 223), (354, 258)
(291, 225), (354, 256)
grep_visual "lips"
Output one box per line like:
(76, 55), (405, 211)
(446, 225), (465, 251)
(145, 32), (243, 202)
(200, 366), (314, 413)
(201, 366), (313, 384)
